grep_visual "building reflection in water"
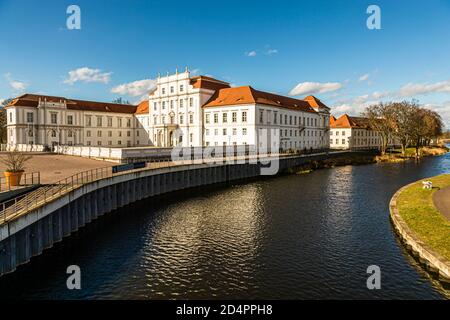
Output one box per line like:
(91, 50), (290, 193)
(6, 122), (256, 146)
(134, 184), (267, 298)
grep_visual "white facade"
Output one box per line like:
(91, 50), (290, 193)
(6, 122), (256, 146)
(147, 70), (226, 147)
(203, 104), (329, 151)
(6, 96), (150, 149)
(329, 115), (381, 150)
(330, 128), (382, 150)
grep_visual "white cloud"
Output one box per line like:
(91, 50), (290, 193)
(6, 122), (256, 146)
(4, 73), (28, 92)
(266, 49), (278, 55)
(398, 80), (450, 97)
(246, 51), (257, 57)
(289, 82), (343, 96)
(111, 79), (156, 97)
(423, 101), (450, 129)
(358, 73), (370, 82)
(63, 67), (112, 85)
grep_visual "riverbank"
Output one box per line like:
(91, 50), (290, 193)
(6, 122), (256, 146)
(376, 145), (449, 163)
(390, 174), (450, 286)
(288, 145), (449, 174)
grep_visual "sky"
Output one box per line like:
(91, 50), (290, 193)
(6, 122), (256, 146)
(0, 0), (450, 127)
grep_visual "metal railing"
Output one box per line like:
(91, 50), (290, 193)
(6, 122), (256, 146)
(0, 172), (40, 192)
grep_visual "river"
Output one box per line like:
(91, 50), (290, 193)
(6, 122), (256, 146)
(0, 151), (449, 299)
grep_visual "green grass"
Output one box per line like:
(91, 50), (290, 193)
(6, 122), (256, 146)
(396, 174), (450, 260)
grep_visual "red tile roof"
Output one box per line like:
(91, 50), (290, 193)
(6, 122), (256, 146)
(135, 100), (149, 114)
(190, 76), (230, 91)
(330, 114), (370, 129)
(203, 86), (323, 113)
(6, 94), (141, 114)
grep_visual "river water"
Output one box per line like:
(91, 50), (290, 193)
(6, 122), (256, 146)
(0, 151), (449, 299)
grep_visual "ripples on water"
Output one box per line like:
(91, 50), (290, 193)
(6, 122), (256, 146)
(0, 152), (449, 299)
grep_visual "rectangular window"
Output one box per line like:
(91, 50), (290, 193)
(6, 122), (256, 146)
(259, 111), (264, 123)
(118, 140), (122, 145)
(274, 112), (277, 124)
(206, 129), (210, 136)
(127, 131), (131, 137)
(342, 139), (345, 144)
(153, 102), (157, 111)
(97, 116), (102, 127)
(127, 119), (131, 127)
(180, 85), (184, 92)
(189, 133), (193, 143)
(242, 111), (247, 122)
(180, 115), (184, 124)
(205, 114), (210, 124)
(189, 114), (193, 124)
(232, 112), (237, 123)
(214, 113), (218, 123)
(223, 128), (227, 135)
(189, 97), (193, 107)
(97, 131), (102, 137)
(107, 117), (112, 127)
(108, 131), (112, 137)
(232, 128), (237, 135)
(67, 115), (73, 125)
(242, 128), (247, 135)
(118, 118), (122, 127)
(27, 112), (34, 123)
(223, 113), (228, 123)
(170, 86), (174, 93)
(86, 131), (91, 137)
(51, 113), (57, 124)
(180, 99), (184, 108)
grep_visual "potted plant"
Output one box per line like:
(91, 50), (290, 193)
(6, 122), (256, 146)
(1, 151), (32, 186)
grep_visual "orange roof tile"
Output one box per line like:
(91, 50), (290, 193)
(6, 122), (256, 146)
(203, 86), (321, 113)
(135, 100), (149, 114)
(330, 115), (337, 124)
(331, 114), (370, 129)
(190, 76), (230, 91)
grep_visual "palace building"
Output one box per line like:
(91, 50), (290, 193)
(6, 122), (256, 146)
(6, 69), (331, 152)
(329, 114), (382, 150)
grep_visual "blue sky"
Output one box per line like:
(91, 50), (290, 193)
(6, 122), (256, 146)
(1, 0), (450, 127)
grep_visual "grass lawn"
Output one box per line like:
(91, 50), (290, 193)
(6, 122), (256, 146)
(396, 174), (450, 261)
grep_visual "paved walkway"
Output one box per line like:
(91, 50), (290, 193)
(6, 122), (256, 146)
(433, 186), (450, 221)
(0, 152), (114, 184)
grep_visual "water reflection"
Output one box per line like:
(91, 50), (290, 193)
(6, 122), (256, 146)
(0, 151), (448, 299)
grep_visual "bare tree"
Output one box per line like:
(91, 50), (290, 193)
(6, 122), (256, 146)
(1, 151), (32, 172)
(362, 102), (396, 155)
(391, 100), (419, 156)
